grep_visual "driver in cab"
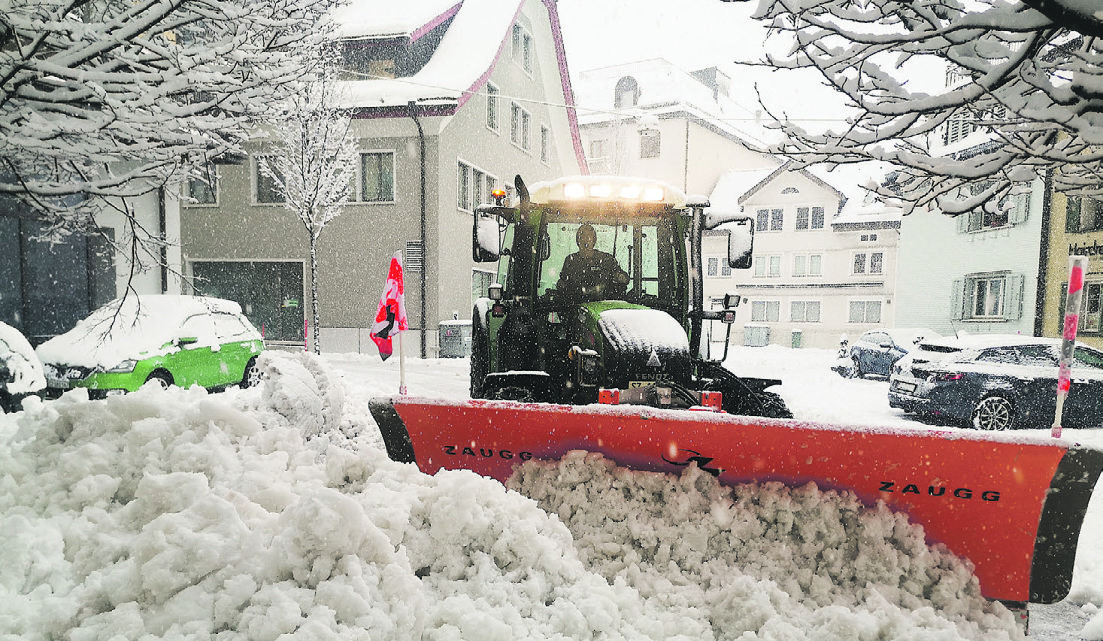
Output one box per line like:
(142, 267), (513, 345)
(556, 223), (629, 301)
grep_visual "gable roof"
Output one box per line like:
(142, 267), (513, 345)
(334, 0), (585, 170)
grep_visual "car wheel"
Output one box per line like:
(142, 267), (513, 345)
(470, 322), (489, 399)
(972, 395), (1015, 431)
(241, 358), (262, 388)
(146, 370), (174, 390)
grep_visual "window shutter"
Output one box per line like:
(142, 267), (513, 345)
(405, 240), (424, 273)
(1006, 273), (1025, 320)
(1009, 194), (1029, 225)
(951, 278), (965, 320)
(955, 214), (967, 233)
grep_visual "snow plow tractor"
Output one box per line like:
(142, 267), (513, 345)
(466, 174), (789, 418)
(368, 175), (1103, 611)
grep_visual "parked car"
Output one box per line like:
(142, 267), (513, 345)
(36, 295), (264, 398)
(888, 334), (1103, 430)
(0, 321), (46, 413)
(831, 328), (940, 379)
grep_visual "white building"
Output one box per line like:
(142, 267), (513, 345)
(704, 162), (902, 350)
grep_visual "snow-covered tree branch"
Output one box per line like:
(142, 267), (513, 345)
(259, 54), (358, 355)
(746, 0), (1103, 214)
(0, 0), (338, 235)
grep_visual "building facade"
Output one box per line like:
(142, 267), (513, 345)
(180, 0), (585, 355)
(1039, 188), (1103, 349)
(704, 164), (901, 350)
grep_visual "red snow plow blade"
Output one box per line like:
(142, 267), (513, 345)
(369, 396), (1103, 605)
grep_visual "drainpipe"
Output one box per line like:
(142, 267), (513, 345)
(408, 101), (427, 358)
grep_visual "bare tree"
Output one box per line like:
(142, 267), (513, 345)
(259, 56), (358, 355)
(744, 0), (1103, 214)
(0, 0), (339, 242)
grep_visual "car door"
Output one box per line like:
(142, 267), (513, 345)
(1064, 346), (1103, 428)
(211, 313), (258, 386)
(166, 314), (219, 388)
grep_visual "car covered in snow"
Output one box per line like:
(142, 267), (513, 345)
(0, 321), (46, 413)
(888, 334), (1103, 430)
(832, 328), (940, 379)
(36, 295), (264, 398)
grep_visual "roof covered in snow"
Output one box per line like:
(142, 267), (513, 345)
(574, 59), (773, 149)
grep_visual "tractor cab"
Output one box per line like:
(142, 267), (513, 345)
(471, 175), (769, 412)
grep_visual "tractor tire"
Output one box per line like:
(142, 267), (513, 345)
(470, 322), (489, 400)
(756, 391), (793, 419)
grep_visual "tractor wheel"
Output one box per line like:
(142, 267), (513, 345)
(756, 391), (793, 419)
(470, 322), (489, 399)
(972, 395), (1015, 430)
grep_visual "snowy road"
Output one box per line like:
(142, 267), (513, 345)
(325, 345), (1103, 640)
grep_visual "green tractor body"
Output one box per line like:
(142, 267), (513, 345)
(470, 175), (789, 418)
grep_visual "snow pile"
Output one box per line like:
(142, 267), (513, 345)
(0, 353), (1026, 639)
(512, 452), (1020, 640)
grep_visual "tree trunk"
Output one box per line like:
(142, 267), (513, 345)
(310, 233), (321, 355)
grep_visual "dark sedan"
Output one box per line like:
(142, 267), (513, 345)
(888, 335), (1103, 430)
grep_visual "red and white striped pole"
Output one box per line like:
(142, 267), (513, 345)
(1053, 255), (1089, 438)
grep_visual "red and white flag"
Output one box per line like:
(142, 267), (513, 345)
(371, 252), (409, 362)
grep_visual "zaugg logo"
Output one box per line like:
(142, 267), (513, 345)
(662, 449), (721, 476)
(880, 481), (1000, 502)
(443, 445), (534, 461)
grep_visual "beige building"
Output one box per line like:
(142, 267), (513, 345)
(180, 0), (585, 355)
(1040, 189), (1103, 350)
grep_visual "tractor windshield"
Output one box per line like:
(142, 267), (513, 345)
(538, 216), (684, 311)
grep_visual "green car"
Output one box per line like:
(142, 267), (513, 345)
(36, 295), (265, 398)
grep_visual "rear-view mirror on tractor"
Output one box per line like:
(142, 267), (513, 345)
(473, 211), (502, 262)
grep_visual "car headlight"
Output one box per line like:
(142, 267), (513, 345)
(106, 359), (138, 373)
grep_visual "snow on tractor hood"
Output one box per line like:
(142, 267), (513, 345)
(593, 306), (690, 360)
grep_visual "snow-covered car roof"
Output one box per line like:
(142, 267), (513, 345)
(916, 334), (1061, 353)
(35, 295), (259, 369)
(0, 321), (46, 395)
(867, 328), (939, 346)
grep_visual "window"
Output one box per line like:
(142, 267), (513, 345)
(955, 272), (1024, 321)
(707, 256), (731, 278)
(361, 152), (394, 202)
(614, 76), (639, 108)
(458, 161), (497, 211)
(791, 301), (821, 322)
(540, 125), (549, 163)
(792, 254), (822, 277)
(751, 300), (780, 322)
(510, 103), (531, 150)
(853, 251), (883, 275)
(959, 193), (1028, 232)
(590, 139), (607, 160)
(254, 156), (284, 204)
(186, 166), (218, 205)
(512, 24), (532, 73)
(486, 84), (500, 131)
(1066, 196), (1103, 233)
(472, 269), (495, 304)
(795, 206), (825, 230)
(753, 255), (781, 278)
(1084, 282), (1102, 333)
(860, 233), (878, 242)
(849, 301), (882, 323)
(755, 208), (783, 232)
(640, 129), (660, 159)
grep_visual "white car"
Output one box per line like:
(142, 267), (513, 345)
(0, 321), (46, 413)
